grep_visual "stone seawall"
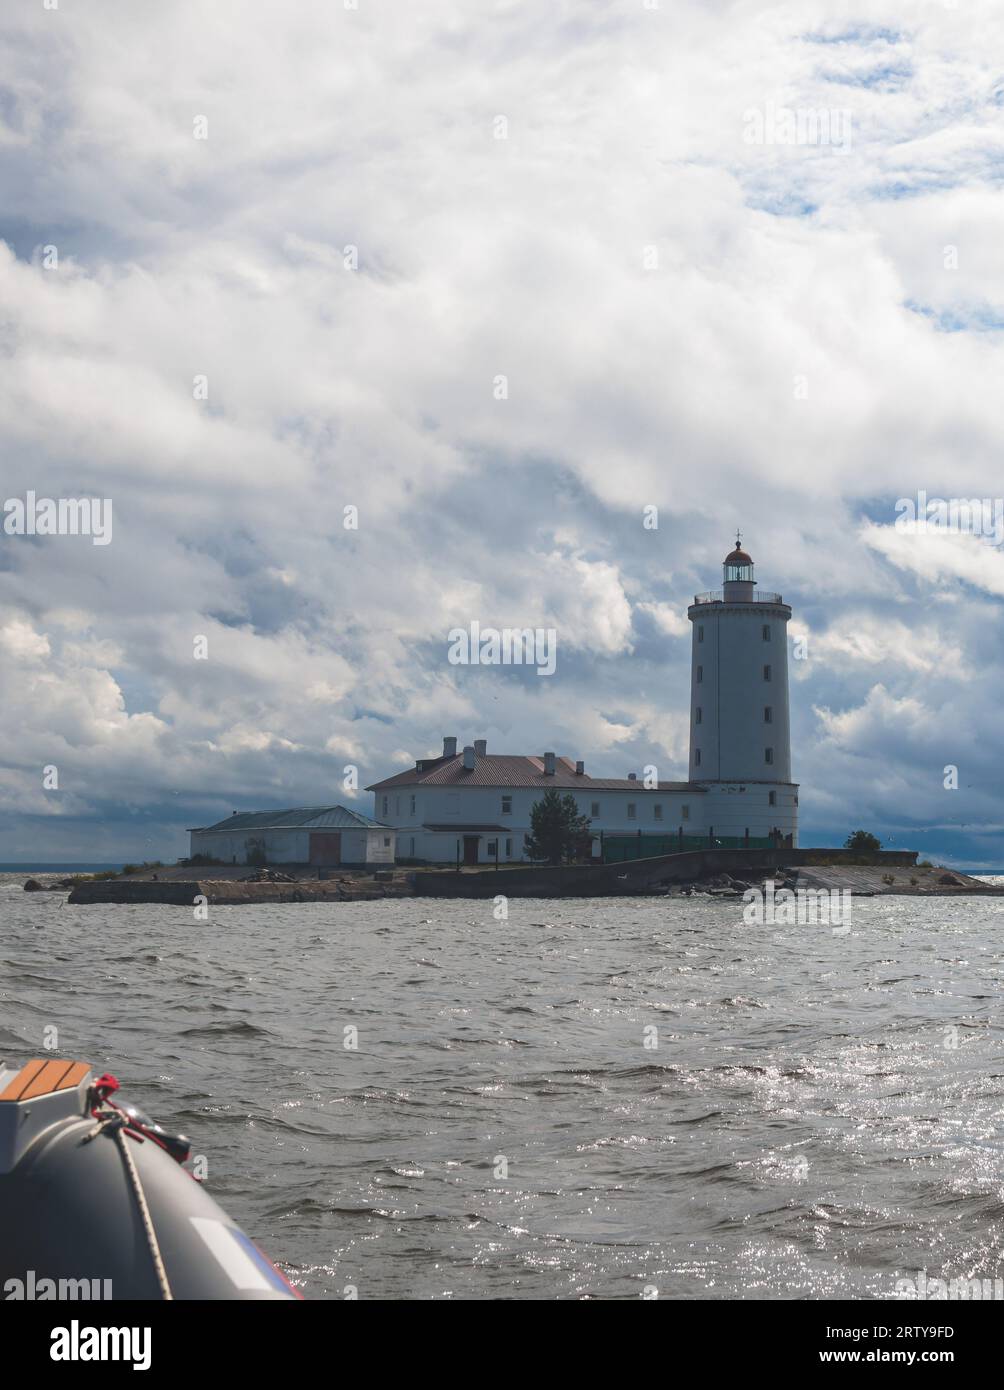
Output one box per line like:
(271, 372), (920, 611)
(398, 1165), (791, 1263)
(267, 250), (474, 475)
(412, 847), (922, 898)
(66, 878), (411, 906)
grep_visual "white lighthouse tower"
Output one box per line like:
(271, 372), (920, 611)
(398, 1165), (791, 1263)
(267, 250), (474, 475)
(687, 535), (798, 846)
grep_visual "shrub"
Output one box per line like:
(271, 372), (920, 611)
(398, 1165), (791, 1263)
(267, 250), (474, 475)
(845, 830), (882, 853)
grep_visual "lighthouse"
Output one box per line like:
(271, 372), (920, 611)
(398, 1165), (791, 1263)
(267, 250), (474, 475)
(687, 536), (798, 845)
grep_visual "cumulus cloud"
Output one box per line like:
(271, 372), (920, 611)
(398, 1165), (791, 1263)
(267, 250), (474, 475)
(799, 612), (966, 676)
(815, 683), (939, 750)
(636, 602), (691, 639)
(1, 1), (1003, 859)
(862, 521), (1004, 597)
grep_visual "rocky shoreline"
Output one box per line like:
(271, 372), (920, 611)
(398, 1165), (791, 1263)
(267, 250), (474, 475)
(18, 857), (1000, 905)
(650, 864), (996, 899)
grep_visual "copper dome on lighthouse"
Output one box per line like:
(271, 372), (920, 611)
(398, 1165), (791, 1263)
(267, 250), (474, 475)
(725, 544), (753, 567)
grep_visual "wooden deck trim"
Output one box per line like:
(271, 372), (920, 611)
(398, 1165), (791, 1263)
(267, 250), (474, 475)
(0, 1058), (91, 1101)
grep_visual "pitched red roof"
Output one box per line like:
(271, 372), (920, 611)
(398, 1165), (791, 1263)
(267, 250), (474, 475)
(367, 754), (699, 793)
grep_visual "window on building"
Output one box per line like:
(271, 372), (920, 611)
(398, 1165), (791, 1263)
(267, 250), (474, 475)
(768, 791), (776, 807)
(763, 664), (772, 681)
(762, 624), (771, 640)
(487, 840), (498, 856)
(695, 707), (702, 725)
(764, 706), (772, 723)
(381, 796), (388, 817)
(591, 801), (600, 817)
(698, 625), (704, 643)
(506, 838), (512, 857)
(765, 748), (774, 765)
(682, 804), (690, 820)
(794, 791), (799, 806)
(627, 803), (637, 819)
(697, 664), (703, 683)
(694, 749), (701, 767)
(501, 795), (512, 815)
(410, 794), (416, 815)
(383, 837), (391, 847)
(654, 804), (663, 821)
(410, 836), (415, 854)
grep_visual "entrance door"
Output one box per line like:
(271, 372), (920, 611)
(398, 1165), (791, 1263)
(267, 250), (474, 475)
(309, 832), (342, 866)
(463, 835), (479, 865)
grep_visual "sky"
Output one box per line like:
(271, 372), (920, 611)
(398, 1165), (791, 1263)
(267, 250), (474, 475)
(1, 0), (1004, 866)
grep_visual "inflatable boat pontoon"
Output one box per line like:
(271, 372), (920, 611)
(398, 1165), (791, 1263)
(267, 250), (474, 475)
(0, 1057), (300, 1300)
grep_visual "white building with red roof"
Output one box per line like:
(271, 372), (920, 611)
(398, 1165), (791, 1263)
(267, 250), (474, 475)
(369, 742), (704, 865)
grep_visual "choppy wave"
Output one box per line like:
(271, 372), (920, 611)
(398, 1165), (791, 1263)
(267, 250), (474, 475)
(3, 882), (1003, 1298)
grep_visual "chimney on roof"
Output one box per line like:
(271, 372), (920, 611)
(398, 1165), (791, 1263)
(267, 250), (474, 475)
(544, 751), (556, 775)
(474, 739), (487, 757)
(462, 745), (475, 770)
(628, 772), (637, 780)
(575, 760), (585, 775)
(443, 736), (457, 758)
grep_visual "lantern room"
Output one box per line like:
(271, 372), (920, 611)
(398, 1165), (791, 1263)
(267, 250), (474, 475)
(723, 534), (756, 600)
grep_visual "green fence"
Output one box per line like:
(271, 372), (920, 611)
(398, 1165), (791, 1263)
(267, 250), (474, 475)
(601, 833), (774, 862)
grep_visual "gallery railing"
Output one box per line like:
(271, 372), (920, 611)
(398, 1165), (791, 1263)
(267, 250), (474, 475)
(692, 590), (783, 605)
